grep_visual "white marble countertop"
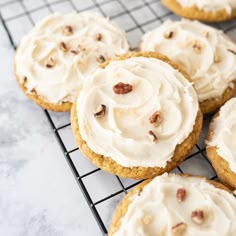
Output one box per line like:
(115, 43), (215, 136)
(0, 28), (103, 236)
(1, 0), (236, 235)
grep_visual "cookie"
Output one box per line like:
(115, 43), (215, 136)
(206, 97), (236, 189)
(139, 20), (236, 113)
(109, 173), (236, 235)
(71, 52), (202, 179)
(14, 12), (130, 112)
(161, 0), (236, 22)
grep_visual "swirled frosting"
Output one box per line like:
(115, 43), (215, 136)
(140, 20), (236, 103)
(113, 173), (236, 236)
(176, 0), (236, 14)
(207, 97), (236, 174)
(15, 12), (129, 104)
(77, 56), (198, 168)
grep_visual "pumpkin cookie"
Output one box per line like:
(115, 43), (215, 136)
(139, 20), (236, 113)
(14, 12), (129, 112)
(109, 173), (236, 235)
(206, 97), (236, 189)
(71, 52), (202, 179)
(161, 0), (236, 22)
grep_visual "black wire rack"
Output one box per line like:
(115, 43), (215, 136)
(1, 0), (236, 235)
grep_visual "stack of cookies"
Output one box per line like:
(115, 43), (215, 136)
(15, 6), (236, 235)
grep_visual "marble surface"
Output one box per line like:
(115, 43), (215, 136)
(1, 0), (236, 235)
(0, 16), (101, 236)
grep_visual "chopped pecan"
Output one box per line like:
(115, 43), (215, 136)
(63, 25), (73, 36)
(172, 222), (187, 236)
(149, 111), (162, 127)
(71, 50), (79, 55)
(96, 33), (102, 41)
(164, 31), (174, 39)
(59, 42), (68, 52)
(46, 57), (55, 68)
(176, 188), (186, 202)
(192, 42), (201, 54)
(148, 130), (158, 143)
(94, 104), (106, 118)
(228, 49), (236, 55)
(96, 55), (106, 63)
(191, 210), (204, 224)
(113, 82), (133, 94)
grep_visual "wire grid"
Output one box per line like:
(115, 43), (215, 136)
(1, 0), (236, 235)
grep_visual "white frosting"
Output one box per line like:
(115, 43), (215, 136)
(113, 173), (236, 236)
(207, 97), (236, 174)
(176, 0), (236, 14)
(15, 12), (129, 104)
(140, 20), (236, 103)
(77, 56), (198, 168)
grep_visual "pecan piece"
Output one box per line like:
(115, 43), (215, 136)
(63, 25), (73, 36)
(71, 50), (79, 55)
(192, 42), (201, 54)
(148, 130), (158, 143)
(191, 210), (204, 224)
(228, 49), (236, 55)
(149, 111), (162, 127)
(94, 104), (106, 118)
(46, 57), (55, 68)
(164, 31), (174, 39)
(172, 222), (187, 236)
(113, 82), (133, 94)
(96, 33), (102, 41)
(96, 55), (106, 63)
(59, 42), (68, 52)
(176, 188), (186, 202)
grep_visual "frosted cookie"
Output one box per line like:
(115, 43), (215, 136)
(109, 173), (236, 236)
(161, 0), (236, 22)
(14, 12), (129, 112)
(71, 52), (202, 179)
(206, 97), (236, 189)
(139, 20), (236, 113)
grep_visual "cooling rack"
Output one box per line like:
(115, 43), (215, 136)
(1, 0), (236, 235)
